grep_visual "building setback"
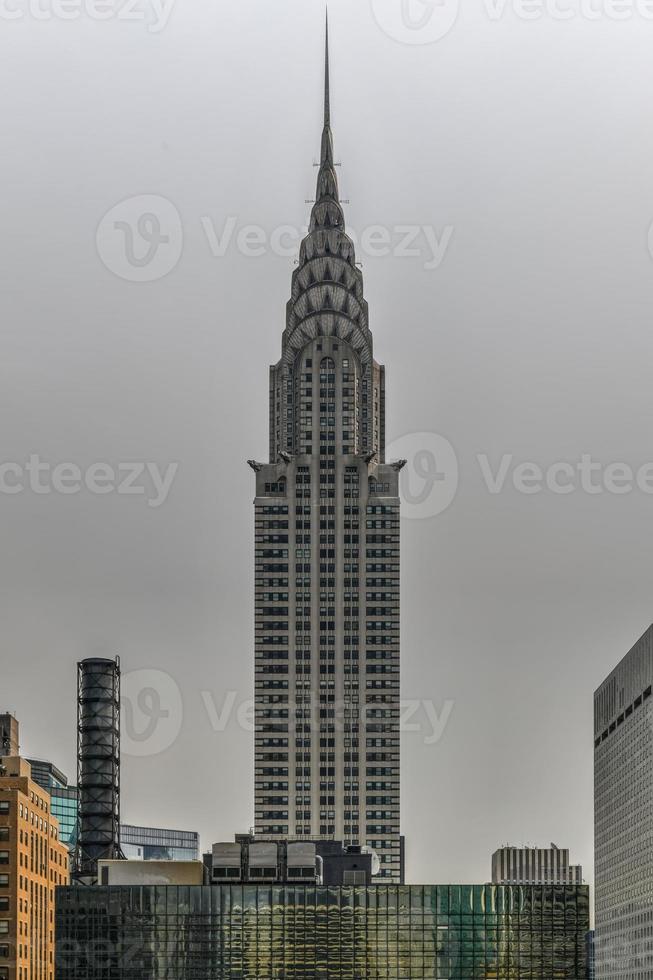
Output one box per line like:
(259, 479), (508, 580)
(250, 18), (401, 881)
(594, 624), (653, 980)
(55, 882), (589, 980)
(491, 845), (583, 884)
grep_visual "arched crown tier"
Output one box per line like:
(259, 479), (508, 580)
(267, 15), (386, 463)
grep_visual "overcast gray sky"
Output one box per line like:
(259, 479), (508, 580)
(2, 0), (653, 885)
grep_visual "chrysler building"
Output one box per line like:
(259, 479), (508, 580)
(250, 18), (402, 881)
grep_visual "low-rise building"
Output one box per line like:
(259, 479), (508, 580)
(491, 844), (583, 884)
(55, 882), (591, 980)
(0, 750), (69, 980)
(96, 860), (204, 886)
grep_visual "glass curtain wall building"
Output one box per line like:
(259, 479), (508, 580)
(48, 787), (78, 851)
(56, 883), (589, 980)
(121, 824), (200, 862)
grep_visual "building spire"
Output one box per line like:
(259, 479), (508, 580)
(314, 10), (340, 221)
(324, 9), (330, 129)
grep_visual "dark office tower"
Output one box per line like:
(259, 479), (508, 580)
(594, 625), (653, 980)
(250, 19), (402, 881)
(587, 931), (596, 980)
(0, 714), (19, 757)
(75, 657), (124, 880)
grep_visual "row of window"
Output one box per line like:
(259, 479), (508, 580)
(594, 684), (652, 747)
(263, 480), (396, 497)
(259, 503), (394, 516)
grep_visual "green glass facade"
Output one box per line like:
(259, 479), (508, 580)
(55, 883), (589, 980)
(50, 787), (79, 851)
(26, 759), (79, 852)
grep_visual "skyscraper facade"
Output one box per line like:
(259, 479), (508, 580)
(594, 624), (653, 980)
(250, 23), (402, 880)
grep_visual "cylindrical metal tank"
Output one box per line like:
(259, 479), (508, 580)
(75, 657), (123, 878)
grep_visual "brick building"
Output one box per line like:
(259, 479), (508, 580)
(0, 746), (69, 980)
